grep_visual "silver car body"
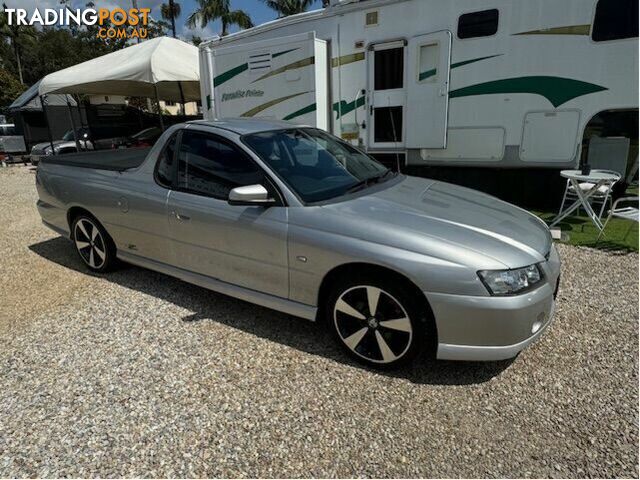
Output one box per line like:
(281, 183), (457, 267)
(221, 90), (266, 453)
(36, 119), (561, 361)
(30, 139), (94, 165)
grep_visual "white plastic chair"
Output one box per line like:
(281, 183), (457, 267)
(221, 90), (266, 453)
(559, 137), (630, 220)
(596, 196), (639, 242)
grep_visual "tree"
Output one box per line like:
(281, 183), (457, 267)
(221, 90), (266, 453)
(186, 0), (253, 36)
(0, 3), (37, 84)
(0, 68), (25, 110)
(161, 0), (181, 38)
(261, 0), (315, 17)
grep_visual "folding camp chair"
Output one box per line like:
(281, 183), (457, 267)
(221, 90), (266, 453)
(596, 196), (639, 242)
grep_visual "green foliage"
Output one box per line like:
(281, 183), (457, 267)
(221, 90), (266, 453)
(0, 2), (169, 106)
(0, 67), (25, 109)
(161, 1), (182, 21)
(186, 0), (253, 36)
(262, 0), (315, 16)
(161, 1), (181, 37)
(0, 3), (38, 83)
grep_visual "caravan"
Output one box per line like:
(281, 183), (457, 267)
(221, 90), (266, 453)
(199, 0), (638, 202)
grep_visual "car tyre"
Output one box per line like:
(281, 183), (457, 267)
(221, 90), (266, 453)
(326, 275), (434, 368)
(71, 215), (117, 273)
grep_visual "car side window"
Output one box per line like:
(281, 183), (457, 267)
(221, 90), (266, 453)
(176, 130), (264, 199)
(155, 133), (178, 188)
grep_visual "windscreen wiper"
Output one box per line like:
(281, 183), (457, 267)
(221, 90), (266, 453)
(345, 178), (371, 194)
(345, 169), (396, 194)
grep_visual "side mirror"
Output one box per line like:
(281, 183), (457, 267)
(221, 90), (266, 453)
(228, 184), (276, 207)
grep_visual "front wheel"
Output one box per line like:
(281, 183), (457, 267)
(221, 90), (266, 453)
(326, 277), (431, 368)
(71, 215), (117, 273)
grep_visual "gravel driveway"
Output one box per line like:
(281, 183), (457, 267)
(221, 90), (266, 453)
(0, 166), (637, 478)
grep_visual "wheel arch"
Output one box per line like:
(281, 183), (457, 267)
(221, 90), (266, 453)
(67, 206), (97, 231)
(66, 207), (113, 244)
(316, 262), (435, 322)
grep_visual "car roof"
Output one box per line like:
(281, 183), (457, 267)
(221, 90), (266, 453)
(187, 118), (308, 135)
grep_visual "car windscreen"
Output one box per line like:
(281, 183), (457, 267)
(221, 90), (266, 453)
(62, 129), (89, 141)
(242, 128), (389, 203)
(131, 127), (161, 140)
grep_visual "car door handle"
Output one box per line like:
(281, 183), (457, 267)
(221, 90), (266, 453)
(171, 211), (191, 221)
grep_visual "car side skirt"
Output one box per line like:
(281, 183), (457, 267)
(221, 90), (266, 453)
(117, 250), (318, 321)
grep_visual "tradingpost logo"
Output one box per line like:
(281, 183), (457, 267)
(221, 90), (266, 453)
(3, 6), (151, 40)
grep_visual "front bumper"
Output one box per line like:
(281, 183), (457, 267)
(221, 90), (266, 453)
(428, 246), (561, 362)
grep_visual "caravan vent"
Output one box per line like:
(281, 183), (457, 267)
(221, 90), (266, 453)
(248, 52), (272, 72)
(365, 11), (378, 26)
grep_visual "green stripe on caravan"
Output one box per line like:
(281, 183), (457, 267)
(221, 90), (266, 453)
(419, 54), (503, 81)
(213, 48), (300, 88)
(241, 92), (310, 117)
(449, 76), (607, 108)
(283, 96), (367, 122)
(333, 96), (366, 120)
(252, 56), (315, 83)
(214, 63), (248, 88)
(514, 24), (591, 36)
(284, 103), (317, 121)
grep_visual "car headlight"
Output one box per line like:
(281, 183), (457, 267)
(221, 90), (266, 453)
(478, 264), (543, 296)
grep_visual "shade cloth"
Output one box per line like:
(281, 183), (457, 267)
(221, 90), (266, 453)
(9, 80), (77, 112)
(39, 37), (200, 102)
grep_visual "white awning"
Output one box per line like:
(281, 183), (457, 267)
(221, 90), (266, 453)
(39, 37), (200, 102)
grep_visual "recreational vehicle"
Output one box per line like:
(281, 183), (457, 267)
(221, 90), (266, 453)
(199, 0), (638, 205)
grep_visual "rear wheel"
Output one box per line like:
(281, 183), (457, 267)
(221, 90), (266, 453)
(326, 276), (431, 368)
(71, 215), (117, 273)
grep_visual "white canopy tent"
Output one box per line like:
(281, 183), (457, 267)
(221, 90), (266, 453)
(39, 36), (200, 102)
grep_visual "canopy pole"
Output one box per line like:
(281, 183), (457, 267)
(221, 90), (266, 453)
(40, 95), (56, 156)
(178, 81), (186, 117)
(78, 96), (95, 145)
(154, 84), (165, 132)
(66, 95), (81, 153)
(75, 94), (84, 129)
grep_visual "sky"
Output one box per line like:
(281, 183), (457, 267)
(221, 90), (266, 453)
(3, 0), (324, 41)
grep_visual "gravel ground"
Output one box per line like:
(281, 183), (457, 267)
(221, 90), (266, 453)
(0, 166), (638, 478)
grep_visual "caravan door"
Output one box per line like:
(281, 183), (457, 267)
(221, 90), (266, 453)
(367, 41), (406, 150)
(405, 31), (452, 149)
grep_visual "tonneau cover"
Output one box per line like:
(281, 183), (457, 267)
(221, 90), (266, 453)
(40, 148), (151, 171)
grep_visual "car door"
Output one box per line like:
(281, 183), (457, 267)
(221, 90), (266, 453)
(166, 128), (289, 298)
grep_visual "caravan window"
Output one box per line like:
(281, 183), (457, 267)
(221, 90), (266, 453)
(374, 47), (404, 90)
(374, 107), (403, 143)
(592, 0), (638, 41)
(457, 9), (499, 39)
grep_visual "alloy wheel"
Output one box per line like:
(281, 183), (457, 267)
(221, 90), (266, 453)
(333, 285), (413, 364)
(74, 218), (107, 270)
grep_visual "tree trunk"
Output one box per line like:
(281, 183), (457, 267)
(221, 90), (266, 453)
(13, 41), (23, 84)
(222, 20), (228, 36)
(168, 0), (176, 38)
